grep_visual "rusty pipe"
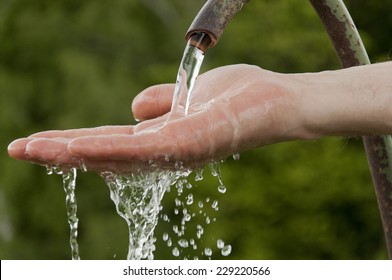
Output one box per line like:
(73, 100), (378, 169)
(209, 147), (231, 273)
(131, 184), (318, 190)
(186, 0), (249, 51)
(310, 0), (392, 259)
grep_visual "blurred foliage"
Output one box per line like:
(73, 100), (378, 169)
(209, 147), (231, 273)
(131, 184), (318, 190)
(1, 0), (391, 259)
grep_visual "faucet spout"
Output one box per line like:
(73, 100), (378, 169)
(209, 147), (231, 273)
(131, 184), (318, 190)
(186, 0), (249, 51)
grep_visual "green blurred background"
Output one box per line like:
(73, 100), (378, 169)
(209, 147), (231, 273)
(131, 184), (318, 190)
(1, 0), (391, 259)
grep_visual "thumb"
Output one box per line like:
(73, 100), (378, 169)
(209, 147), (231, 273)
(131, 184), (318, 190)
(131, 84), (175, 121)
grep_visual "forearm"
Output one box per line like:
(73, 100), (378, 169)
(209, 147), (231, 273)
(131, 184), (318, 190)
(291, 62), (392, 139)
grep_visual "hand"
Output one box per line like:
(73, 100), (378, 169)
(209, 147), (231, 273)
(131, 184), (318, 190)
(6, 64), (310, 173)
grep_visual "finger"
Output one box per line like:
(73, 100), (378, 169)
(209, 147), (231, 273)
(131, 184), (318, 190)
(8, 137), (64, 167)
(69, 132), (210, 172)
(28, 125), (134, 139)
(131, 84), (175, 121)
(8, 138), (33, 161)
(68, 114), (212, 162)
(25, 138), (79, 167)
(68, 131), (178, 162)
(68, 134), (191, 172)
(8, 137), (147, 173)
(133, 114), (169, 133)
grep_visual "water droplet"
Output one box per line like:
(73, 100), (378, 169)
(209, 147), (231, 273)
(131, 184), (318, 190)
(163, 233), (169, 241)
(205, 216), (210, 224)
(178, 239), (189, 248)
(53, 165), (63, 175)
(172, 247), (180, 257)
(209, 162), (219, 177)
(232, 153), (240, 161)
(211, 200), (219, 210)
(221, 245), (232, 256)
(180, 225), (185, 235)
(78, 160), (88, 172)
(217, 239), (225, 249)
(46, 165), (54, 175)
(218, 185), (226, 194)
(198, 201), (204, 208)
(184, 213), (192, 222)
(186, 194), (194, 205)
(175, 198), (182, 207)
(177, 185), (183, 195)
(204, 247), (212, 257)
(196, 224), (204, 239)
(195, 168), (204, 181)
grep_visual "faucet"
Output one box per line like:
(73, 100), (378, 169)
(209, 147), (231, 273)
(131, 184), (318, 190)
(185, 0), (249, 53)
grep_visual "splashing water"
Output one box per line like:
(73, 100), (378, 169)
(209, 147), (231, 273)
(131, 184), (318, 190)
(101, 169), (190, 260)
(46, 161), (232, 260)
(41, 35), (235, 260)
(98, 163), (231, 260)
(159, 162), (232, 259)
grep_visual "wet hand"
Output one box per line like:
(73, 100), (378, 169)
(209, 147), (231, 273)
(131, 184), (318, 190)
(8, 65), (298, 173)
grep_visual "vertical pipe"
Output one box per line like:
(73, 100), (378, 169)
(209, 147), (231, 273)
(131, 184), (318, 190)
(310, 0), (392, 259)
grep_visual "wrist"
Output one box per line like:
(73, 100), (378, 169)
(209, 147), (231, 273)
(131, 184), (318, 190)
(292, 63), (392, 139)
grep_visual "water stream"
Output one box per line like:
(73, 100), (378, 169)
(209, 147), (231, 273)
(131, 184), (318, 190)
(62, 168), (80, 260)
(47, 166), (80, 260)
(170, 37), (205, 116)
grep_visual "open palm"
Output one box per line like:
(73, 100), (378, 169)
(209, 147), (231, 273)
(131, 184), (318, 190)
(8, 64), (297, 173)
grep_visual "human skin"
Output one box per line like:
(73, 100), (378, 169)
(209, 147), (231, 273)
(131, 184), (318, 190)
(7, 62), (392, 173)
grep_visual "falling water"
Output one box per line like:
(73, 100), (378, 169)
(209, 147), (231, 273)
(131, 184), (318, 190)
(96, 35), (233, 259)
(145, 34), (234, 259)
(47, 165), (80, 260)
(170, 35), (206, 116)
(62, 168), (80, 260)
(159, 162), (232, 259)
(101, 169), (190, 260)
(43, 34), (234, 260)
